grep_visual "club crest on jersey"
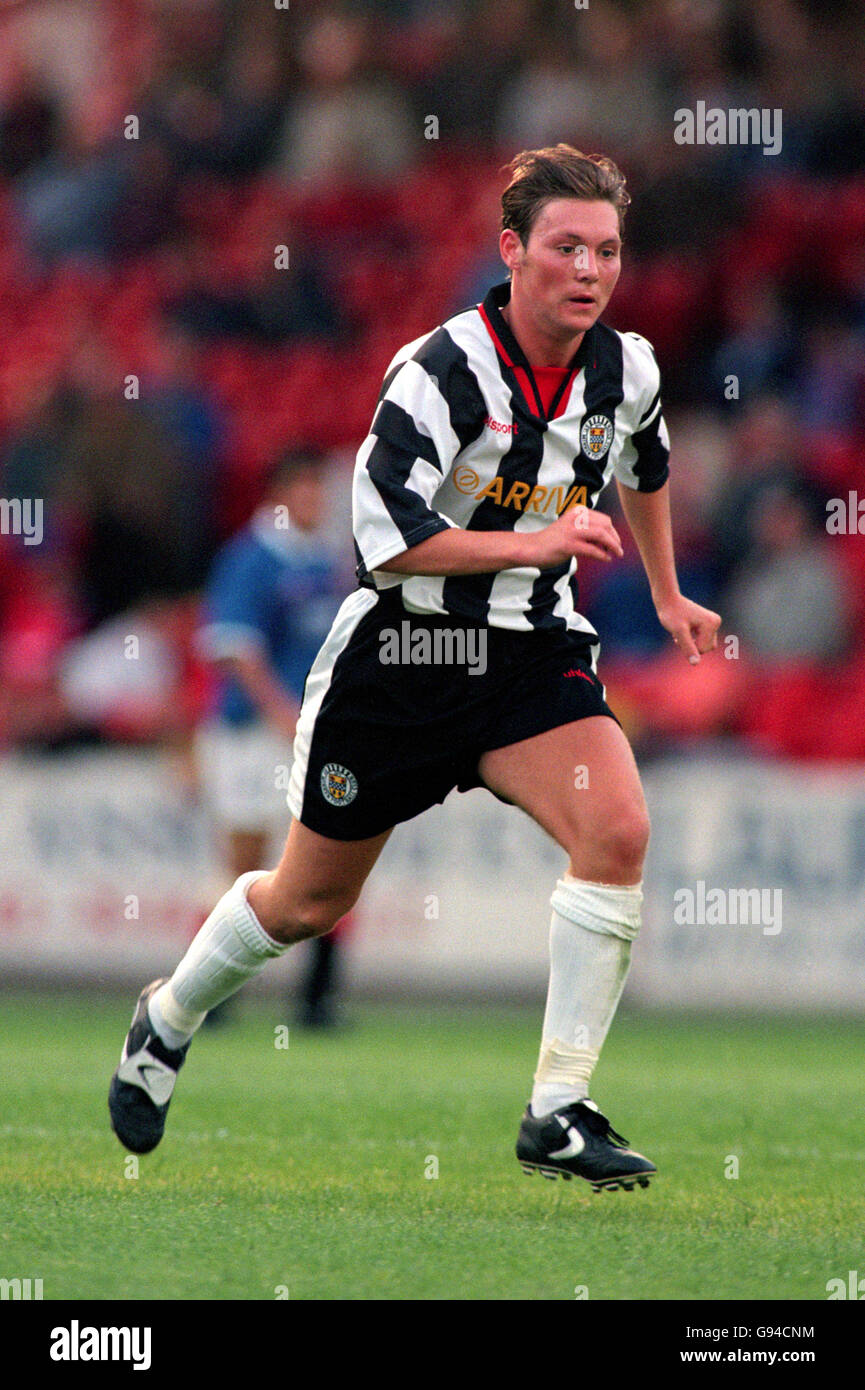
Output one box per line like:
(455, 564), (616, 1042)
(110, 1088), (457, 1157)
(321, 763), (358, 807)
(580, 414), (614, 459)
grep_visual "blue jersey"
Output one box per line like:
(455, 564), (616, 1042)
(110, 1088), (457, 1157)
(200, 510), (344, 726)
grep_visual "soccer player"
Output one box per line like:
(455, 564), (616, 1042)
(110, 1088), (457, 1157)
(195, 448), (351, 1029)
(110, 145), (721, 1191)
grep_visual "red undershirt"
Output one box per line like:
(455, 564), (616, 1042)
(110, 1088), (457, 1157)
(483, 303), (580, 419)
(530, 365), (572, 416)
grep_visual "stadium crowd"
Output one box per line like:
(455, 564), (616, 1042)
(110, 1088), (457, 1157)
(1, 0), (863, 759)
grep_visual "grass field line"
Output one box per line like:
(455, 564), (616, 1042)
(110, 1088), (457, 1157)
(2, 1123), (864, 1164)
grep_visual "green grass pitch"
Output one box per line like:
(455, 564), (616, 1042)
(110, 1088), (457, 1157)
(1, 992), (862, 1301)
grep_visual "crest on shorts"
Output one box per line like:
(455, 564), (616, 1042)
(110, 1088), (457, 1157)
(580, 414), (614, 459)
(320, 763), (358, 807)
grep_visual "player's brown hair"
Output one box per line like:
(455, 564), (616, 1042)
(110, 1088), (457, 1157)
(264, 446), (326, 494)
(501, 144), (630, 244)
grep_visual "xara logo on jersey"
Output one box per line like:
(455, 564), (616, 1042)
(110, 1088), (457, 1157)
(321, 763), (358, 807)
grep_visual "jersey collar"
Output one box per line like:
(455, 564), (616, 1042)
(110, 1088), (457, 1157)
(478, 281), (595, 421)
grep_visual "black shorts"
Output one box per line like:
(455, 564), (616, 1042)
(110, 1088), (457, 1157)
(286, 586), (618, 841)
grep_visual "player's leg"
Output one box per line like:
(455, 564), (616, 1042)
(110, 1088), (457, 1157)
(264, 819), (365, 1029)
(152, 817), (388, 1036)
(109, 820), (390, 1152)
(481, 713), (648, 878)
(202, 829), (270, 1028)
(244, 818), (390, 940)
(478, 715), (655, 1189)
(195, 718), (284, 1027)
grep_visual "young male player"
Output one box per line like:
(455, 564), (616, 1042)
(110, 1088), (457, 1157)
(110, 145), (721, 1191)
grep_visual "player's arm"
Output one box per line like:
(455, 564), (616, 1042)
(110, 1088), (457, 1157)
(615, 478), (720, 663)
(378, 507), (624, 576)
(215, 652), (299, 739)
(611, 334), (720, 663)
(199, 545), (299, 739)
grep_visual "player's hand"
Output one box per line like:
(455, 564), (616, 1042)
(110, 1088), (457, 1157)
(530, 505), (624, 569)
(655, 595), (722, 664)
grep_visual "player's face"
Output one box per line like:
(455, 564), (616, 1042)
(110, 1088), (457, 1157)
(281, 472), (326, 532)
(502, 198), (622, 343)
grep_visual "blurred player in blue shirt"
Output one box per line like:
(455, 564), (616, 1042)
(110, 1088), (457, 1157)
(197, 448), (349, 1027)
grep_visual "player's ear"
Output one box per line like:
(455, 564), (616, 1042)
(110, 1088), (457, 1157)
(499, 228), (523, 273)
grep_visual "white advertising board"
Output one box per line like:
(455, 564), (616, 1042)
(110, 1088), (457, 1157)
(0, 749), (862, 1008)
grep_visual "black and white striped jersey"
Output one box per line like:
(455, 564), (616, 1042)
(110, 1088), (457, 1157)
(352, 281), (670, 634)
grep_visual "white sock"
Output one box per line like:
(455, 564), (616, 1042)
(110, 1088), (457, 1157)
(147, 871), (287, 1049)
(530, 874), (642, 1117)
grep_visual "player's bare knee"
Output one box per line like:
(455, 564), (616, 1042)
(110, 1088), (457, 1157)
(609, 804), (650, 873)
(578, 802), (650, 880)
(266, 890), (356, 944)
(294, 894), (354, 941)
(248, 867), (357, 944)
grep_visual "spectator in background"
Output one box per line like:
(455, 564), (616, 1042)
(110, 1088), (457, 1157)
(144, 35), (283, 182)
(12, 104), (125, 265)
(709, 395), (810, 585)
(791, 319), (865, 434)
(795, 39), (865, 179)
(58, 600), (186, 745)
(563, 1), (664, 159)
(60, 388), (214, 625)
(196, 449), (353, 1029)
(0, 373), (74, 518)
(215, 35), (285, 177)
(0, 546), (83, 750)
(275, 12), (415, 186)
(410, 0), (529, 154)
(496, 34), (587, 152)
(0, 60), (61, 181)
(711, 285), (795, 407)
(108, 134), (181, 259)
(168, 212), (346, 346)
(724, 480), (850, 664)
(139, 318), (225, 543)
